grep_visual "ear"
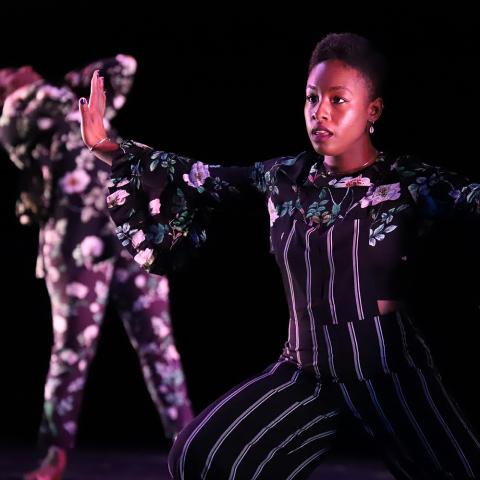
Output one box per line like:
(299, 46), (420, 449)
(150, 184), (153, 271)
(368, 97), (384, 123)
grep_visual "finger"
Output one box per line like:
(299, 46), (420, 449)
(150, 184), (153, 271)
(98, 89), (106, 117)
(92, 76), (106, 118)
(98, 76), (106, 114)
(89, 69), (100, 108)
(93, 70), (101, 106)
(88, 71), (96, 108)
(78, 98), (90, 144)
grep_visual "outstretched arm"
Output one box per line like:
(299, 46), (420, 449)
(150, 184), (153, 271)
(79, 71), (272, 274)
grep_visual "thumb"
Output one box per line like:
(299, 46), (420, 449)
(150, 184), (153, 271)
(79, 97), (89, 117)
(78, 97), (91, 126)
(79, 97), (88, 110)
(78, 98), (90, 145)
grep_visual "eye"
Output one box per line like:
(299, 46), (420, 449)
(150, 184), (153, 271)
(332, 95), (347, 104)
(306, 94), (318, 104)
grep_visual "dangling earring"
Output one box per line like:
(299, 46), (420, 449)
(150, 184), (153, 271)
(369, 122), (375, 134)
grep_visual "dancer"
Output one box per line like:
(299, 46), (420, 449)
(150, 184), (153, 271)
(80, 34), (480, 479)
(0, 55), (194, 480)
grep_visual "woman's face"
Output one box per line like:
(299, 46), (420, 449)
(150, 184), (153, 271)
(304, 59), (382, 156)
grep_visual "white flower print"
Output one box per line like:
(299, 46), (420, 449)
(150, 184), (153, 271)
(131, 230), (146, 248)
(60, 169), (90, 194)
(107, 189), (130, 208)
(328, 175), (372, 188)
(152, 316), (171, 338)
(267, 197), (279, 227)
(149, 198), (161, 215)
(134, 248), (155, 269)
(53, 315), (67, 334)
(82, 325), (99, 347)
(360, 183), (401, 208)
(95, 281), (108, 300)
(134, 275), (147, 288)
(157, 277), (169, 301)
(80, 236), (104, 259)
(66, 282), (88, 299)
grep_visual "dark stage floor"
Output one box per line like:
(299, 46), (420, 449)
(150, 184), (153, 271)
(0, 449), (395, 479)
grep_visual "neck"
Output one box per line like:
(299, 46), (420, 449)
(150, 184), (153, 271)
(323, 139), (377, 175)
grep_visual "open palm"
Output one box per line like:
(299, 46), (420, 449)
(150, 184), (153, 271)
(79, 70), (107, 149)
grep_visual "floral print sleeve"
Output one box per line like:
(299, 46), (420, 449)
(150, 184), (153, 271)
(393, 155), (480, 218)
(107, 140), (271, 275)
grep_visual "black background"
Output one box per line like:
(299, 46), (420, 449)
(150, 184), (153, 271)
(1, 4), (480, 454)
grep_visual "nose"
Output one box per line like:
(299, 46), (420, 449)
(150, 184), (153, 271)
(311, 99), (329, 121)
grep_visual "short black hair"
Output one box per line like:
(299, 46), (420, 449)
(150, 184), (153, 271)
(308, 32), (386, 99)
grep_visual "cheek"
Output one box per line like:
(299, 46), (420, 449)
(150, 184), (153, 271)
(335, 108), (367, 135)
(304, 106), (311, 123)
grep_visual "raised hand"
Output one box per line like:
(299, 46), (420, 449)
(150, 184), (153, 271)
(79, 70), (118, 164)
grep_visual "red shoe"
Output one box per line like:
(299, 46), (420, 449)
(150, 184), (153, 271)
(24, 446), (67, 480)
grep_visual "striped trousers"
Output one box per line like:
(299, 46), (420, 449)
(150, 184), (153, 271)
(168, 358), (480, 479)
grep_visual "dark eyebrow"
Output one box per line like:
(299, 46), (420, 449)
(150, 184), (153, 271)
(307, 85), (353, 94)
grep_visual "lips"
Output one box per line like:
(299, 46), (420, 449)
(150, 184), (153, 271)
(311, 126), (333, 142)
(311, 125), (333, 135)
